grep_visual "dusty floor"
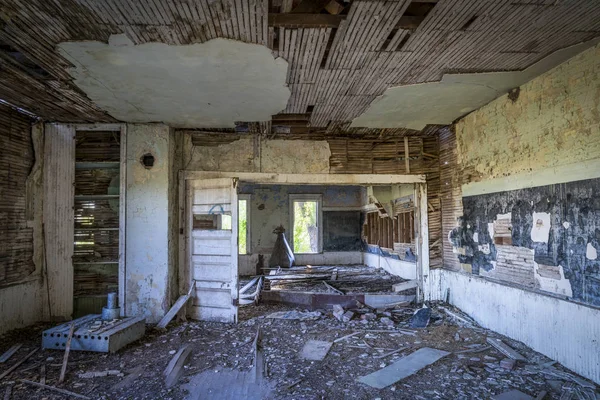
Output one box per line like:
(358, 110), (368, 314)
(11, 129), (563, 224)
(0, 301), (597, 400)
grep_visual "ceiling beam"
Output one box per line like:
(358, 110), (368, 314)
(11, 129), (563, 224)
(268, 13), (345, 28)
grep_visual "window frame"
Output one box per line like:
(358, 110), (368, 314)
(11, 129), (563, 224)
(289, 194), (323, 254)
(238, 194), (251, 254)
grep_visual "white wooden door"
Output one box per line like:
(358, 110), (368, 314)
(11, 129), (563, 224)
(188, 178), (238, 323)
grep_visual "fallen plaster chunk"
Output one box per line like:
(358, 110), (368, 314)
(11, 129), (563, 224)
(586, 243), (597, 260)
(357, 347), (450, 389)
(300, 340), (333, 361)
(332, 304), (344, 321)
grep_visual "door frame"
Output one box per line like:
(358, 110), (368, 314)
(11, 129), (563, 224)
(178, 171), (430, 316)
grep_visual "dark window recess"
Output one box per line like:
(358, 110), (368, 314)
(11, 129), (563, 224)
(141, 153), (155, 169)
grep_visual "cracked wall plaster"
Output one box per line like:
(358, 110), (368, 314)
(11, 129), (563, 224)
(351, 39), (599, 130)
(58, 35), (290, 128)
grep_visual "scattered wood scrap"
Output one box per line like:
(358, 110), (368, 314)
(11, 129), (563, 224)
(392, 280), (417, 293)
(487, 337), (526, 361)
(0, 348), (38, 380)
(110, 365), (144, 391)
(164, 345), (192, 388)
(20, 379), (90, 399)
(59, 322), (76, 384)
(0, 344), (22, 363)
(157, 281), (196, 329)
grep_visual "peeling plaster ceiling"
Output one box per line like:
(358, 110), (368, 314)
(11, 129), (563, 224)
(57, 35), (290, 128)
(351, 39), (600, 130)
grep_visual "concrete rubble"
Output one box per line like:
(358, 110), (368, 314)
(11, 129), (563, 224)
(0, 299), (598, 399)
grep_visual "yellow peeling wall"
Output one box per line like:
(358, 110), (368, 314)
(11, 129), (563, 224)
(456, 42), (600, 188)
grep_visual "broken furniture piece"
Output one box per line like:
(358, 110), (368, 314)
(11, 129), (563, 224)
(42, 295), (145, 353)
(239, 276), (264, 306)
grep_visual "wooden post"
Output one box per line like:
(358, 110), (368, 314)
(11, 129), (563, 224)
(404, 137), (410, 174)
(58, 322), (75, 384)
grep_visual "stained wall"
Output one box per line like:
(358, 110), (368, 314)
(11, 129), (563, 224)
(447, 43), (600, 305)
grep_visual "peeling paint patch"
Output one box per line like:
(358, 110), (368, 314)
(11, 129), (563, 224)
(531, 212), (551, 243)
(587, 243), (598, 260)
(534, 263), (573, 297)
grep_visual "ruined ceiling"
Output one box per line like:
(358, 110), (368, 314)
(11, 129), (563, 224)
(58, 36), (290, 128)
(0, 0), (599, 135)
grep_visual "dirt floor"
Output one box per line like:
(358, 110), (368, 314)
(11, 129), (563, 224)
(0, 300), (598, 400)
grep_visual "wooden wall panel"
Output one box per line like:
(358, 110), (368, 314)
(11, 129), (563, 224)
(0, 104), (35, 284)
(327, 136), (442, 268)
(439, 127), (462, 271)
(43, 123), (75, 318)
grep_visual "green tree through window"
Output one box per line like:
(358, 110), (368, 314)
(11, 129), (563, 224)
(238, 199), (247, 254)
(293, 201), (318, 253)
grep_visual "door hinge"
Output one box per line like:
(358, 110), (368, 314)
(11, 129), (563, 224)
(232, 298), (239, 306)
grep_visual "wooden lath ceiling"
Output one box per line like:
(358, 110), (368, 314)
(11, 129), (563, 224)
(0, 0), (598, 134)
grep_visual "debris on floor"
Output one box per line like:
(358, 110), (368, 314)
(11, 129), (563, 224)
(300, 340), (333, 361)
(0, 300), (598, 399)
(358, 347), (450, 389)
(157, 281), (196, 329)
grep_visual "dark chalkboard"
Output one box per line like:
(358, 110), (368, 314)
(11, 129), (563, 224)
(323, 211), (363, 251)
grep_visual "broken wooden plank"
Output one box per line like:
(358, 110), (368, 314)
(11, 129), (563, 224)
(59, 322), (76, 384)
(0, 348), (39, 380)
(164, 344), (192, 388)
(333, 332), (360, 343)
(323, 281), (344, 295)
(268, 13), (344, 28)
(358, 347), (450, 389)
(39, 364), (45, 385)
(20, 379), (90, 399)
(251, 328), (265, 382)
(111, 365), (144, 391)
(392, 280), (417, 293)
(0, 344), (22, 364)
(300, 340), (333, 361)
(156, 281), (195, 329)
(487, 337), (526, 361)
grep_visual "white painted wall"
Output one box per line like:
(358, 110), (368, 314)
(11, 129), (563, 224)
(428, 269), (600, 384)
(125, 124), (175, 322)
(363, 252), (416, 280)
(0, 280), (44, 335)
